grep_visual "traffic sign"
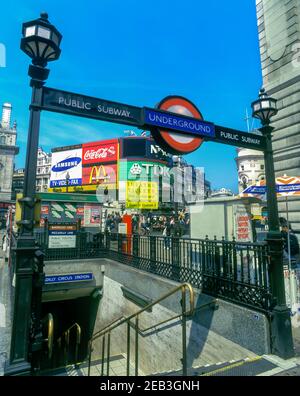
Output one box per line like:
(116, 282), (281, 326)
(147, 96), (206, 155)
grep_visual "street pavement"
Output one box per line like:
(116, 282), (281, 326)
(0, 231), (13, 376)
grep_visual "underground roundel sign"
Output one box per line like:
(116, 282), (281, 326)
(151, 96), (204, 155)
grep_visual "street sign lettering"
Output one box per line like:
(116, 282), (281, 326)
(214, 126), (266, 151)
(45, 273), (93, 284)
(42, 87), (143, 127)
(144, 108), (215, 138)
(41, 87), (267, 151)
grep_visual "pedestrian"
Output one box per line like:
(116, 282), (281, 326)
(281, 225), (300, 269)
(163, 219), (171, 249)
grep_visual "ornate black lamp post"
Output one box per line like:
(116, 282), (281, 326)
(6, 13), (62, 376)
(251, 88), (294, 359)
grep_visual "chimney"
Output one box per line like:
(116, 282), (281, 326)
(1, 103), (12, 128)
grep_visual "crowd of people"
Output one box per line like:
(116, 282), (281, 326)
(104, 209), (191, 237)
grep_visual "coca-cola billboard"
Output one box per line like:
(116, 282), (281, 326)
(82, 139), (118, 165)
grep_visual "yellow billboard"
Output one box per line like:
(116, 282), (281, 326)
(126, 181), (158, 209)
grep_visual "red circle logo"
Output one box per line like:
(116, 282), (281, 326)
(153, 96), (204, 155)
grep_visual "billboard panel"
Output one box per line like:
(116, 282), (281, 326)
(126, 181), (158, 209)
(50, 147), (82, 188)
(82, 164), (117, 189)
(82, 139), (119, 165)
(119, 160), (170, 182)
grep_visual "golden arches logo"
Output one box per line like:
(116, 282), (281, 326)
(89, 165), (109, 184)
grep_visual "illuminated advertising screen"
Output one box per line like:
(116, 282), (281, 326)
(82, 164), (118, 190)
(50, 147), (82, 188)
(119, 160), (170, 182)
(82, 139), (119, 165)
(126, 181), (158, 209)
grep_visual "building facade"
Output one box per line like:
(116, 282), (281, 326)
(11, 168), (25, 200)
(235, 148), (265, 194)
(49, 137), (212, 209)
(0, 103), (19, 201)
(256, 0), (300, 232)
(36, 147), (52, 192)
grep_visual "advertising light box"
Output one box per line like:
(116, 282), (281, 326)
(82, 164), (118, 189)
(50, 147), (82, 188)
(82, 139), (119, 165)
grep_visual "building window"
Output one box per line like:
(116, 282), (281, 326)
(260, 165), (264, 170)
(241, 165), (244, 171)
(0, 135), (5, 144)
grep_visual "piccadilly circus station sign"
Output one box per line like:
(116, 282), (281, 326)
(41, 87), (266, 155)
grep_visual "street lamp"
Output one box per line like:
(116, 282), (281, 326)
(65, 171), (70, 193)
(251, 88), (294, 359)
(6, 13), (62, 376)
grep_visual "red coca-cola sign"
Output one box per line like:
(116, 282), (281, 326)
(82, 139), (118, 164)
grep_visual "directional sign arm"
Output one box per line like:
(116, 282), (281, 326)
(212, 125), (266, 151)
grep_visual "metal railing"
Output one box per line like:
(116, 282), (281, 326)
(35, 231), (106, 261)
(56, 322), (82, 368)
(106, 233), (272, 313)
(87, 282), (194, 376)
(30, 229), (272, 312)
(42, 313), (54, 360)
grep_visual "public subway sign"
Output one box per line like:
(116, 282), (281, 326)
(45, 273), (93, 284)
(42, 87), (143, 127)
(41, 87), (267, 152)
(214, 126), (266, 151)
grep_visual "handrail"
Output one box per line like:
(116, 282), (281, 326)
(88, 282), (195, 376)
(90, 282), (194, 343)
(42, 313), (54, 359)
(57, 322), (82, 367)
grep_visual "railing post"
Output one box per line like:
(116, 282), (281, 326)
(135, 316), (139, 376)
(181, 287), (187, 376)
(105, 230), (111, 252)
(127, 321), (131, 376)
(88, 340), (93, 376)
(118, 233), (122, 253)
(150, 235), (156, 273)
(107, 332), (111, 376)
(101, 336), (106, 376)
(171, 237), (180, 281)
(133, 234), (139, 258)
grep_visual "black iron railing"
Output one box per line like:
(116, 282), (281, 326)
(34, 231), (106, 261)
(107, 233), (272, 313)
(29, 230), (272, 312)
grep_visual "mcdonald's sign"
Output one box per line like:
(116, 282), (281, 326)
(82, 164), (117, 187)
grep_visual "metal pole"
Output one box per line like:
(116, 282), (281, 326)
(6, 75), (45, 375)
(262, 125), (294, 359)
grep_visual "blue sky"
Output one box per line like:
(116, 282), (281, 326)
(0, 0), (262, 193)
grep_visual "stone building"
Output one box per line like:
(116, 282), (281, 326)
(0, 103), (19, 201)
(36, 147), (52, 192)
(235, 148), (265, 194)
(256, 0), (300, 232)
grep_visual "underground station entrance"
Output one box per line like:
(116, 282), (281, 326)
(40, 281), (102, 372)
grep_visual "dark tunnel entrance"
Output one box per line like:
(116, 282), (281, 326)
(40, 289), (101, 372)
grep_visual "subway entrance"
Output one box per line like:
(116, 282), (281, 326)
(40, 287), (101, 373)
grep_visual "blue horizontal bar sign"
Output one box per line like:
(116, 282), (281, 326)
(45, 272), (93, 284)
(144, 108), (215, 138)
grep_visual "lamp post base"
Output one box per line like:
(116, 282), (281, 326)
(270, 304), (295, 359)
